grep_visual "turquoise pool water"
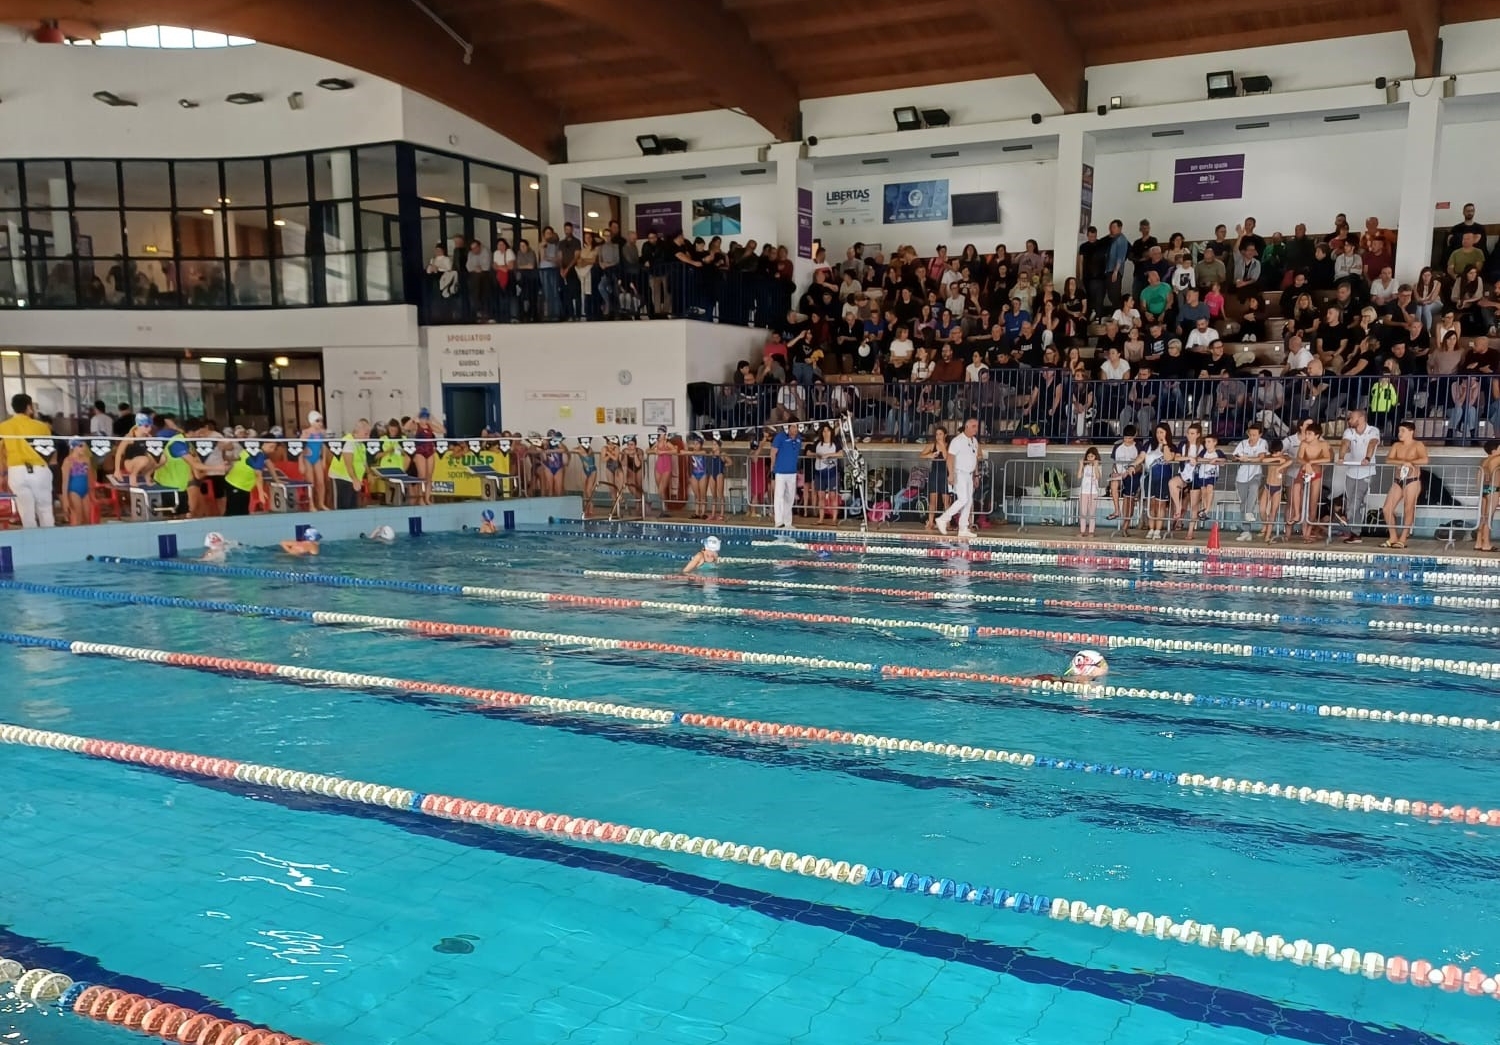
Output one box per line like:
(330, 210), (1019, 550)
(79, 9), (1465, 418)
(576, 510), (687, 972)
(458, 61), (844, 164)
(1, 526), (1497, 1045)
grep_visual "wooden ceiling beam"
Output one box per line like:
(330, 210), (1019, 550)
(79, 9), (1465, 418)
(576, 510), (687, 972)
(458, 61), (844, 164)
(527, 0), (803, 140)
(1088, 14), (1405, 66)
(0, 0), (566, 160)
(965, 0), (1084, 111)
(747, 1), (952, 42)
(800, 60), (1028, 99)
(1076, 0), (1361, 39)
(1397, 0), (1442, 77)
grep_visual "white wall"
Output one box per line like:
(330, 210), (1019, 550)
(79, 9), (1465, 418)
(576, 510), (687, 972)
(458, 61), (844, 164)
(321, 344), (426, 433)
(801, 75), (1061, 142)
(684, 323), (768, 386)
(813, 159), (1057, 255)
(1091, 127), (1406, 237)
(1087, 33), (1414, 110)
(400, 91), (547, 175)
(1435, 118), (1500, 218)
(2, 305), (418, 352)
(1438, 18), (1500, 74)
(565, 110), (774, 164)
(625, 180), (780, 246)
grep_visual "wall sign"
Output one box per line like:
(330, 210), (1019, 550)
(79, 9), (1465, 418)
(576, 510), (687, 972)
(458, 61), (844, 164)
(1172, 154), (1245, 203)
(634, 201), (682, 238)
(437, 329), (499, 383)
(882, 180), (950, 224)
(820, 186), (876, 226)
(691, 197), (741, 237)
(796, 187), (813, 258)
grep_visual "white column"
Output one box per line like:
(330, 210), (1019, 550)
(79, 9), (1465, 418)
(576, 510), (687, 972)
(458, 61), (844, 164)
(1393, 87), (1444, 286)
(1050, 128), (1096, 283)
(769, 141), (814, 296)
(48, 178), (73, 255)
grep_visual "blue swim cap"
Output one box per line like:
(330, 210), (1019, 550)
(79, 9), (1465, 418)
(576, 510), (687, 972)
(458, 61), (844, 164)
(305, 527), (322, 543)
(817, 550), (832, 560)
(481, 509), (495, 522)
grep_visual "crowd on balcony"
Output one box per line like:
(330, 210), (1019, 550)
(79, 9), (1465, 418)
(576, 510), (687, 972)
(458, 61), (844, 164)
(698, 207), (1500, 448)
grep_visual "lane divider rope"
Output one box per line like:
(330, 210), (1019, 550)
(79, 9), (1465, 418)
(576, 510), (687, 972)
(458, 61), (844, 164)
(43, 574), (1500, 682)
(753, 540), (1500, 589)
(6, 576), (972, 640)
(0, 631), (1495, 825)
(0, 953), (315, 1044)
(4, 722), (1496, 1000)
(559, 518), (1487, 571)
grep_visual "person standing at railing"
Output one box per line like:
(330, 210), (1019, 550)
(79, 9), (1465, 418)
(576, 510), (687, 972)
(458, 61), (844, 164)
(1475, 439), (1500, 552)
(1103, 220), (1128, 317)
(1077, 447), (1102, 536)
(936, 417), (981, 539)
(329, 419), (370, 511)
(539, 226), (562, 321)
(769, 423), (802, 530)
(1288, 420), (1332, 542)
(1381, 421), (1429, 548)
(1334, 409), (1380, 544)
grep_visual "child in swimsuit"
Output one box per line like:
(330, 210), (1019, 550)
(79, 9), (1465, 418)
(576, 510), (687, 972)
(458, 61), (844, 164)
(1477, 439), (1500, 552)
(280, 527), (322, 557)
(302, 411), (328, 512)
(650, 428), (676, 518)
(1258, 437), (1290, 543)
(479, 508), (498, 535)
(575, 437), (598, 517)
(686, 434), (710, 519)
(706, 434), (727, 521)
(410, 408), (443, 506)
(623, 435), (645, 508)
(113, 413), (158, 487)
(543, 435), (569, 498)
(1077, 446), (1101, 536)
(64, 439), (94, 526)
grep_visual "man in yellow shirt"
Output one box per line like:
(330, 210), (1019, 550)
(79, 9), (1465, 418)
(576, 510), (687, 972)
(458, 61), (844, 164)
(0, 393), (57, 528)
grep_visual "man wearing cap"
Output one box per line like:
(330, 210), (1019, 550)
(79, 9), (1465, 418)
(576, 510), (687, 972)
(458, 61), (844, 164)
(0, 393), (57, 528)
(223, 440), (270, 516)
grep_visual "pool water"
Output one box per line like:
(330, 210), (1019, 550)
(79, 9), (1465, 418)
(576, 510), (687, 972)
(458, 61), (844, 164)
(1, 527), (1497, 1045)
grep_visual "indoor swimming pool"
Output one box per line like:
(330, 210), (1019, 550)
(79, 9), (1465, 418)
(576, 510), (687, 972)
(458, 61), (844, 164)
(1, 523), (1497, 1045)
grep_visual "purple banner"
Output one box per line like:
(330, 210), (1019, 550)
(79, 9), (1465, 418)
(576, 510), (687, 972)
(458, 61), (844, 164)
(1172, 153), (1245, 203)
(796, 187), (813, 259)
(634, 201), (682, 238)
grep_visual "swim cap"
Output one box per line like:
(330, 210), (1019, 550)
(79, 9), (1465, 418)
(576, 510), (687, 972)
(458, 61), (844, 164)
(308, 410), (323, 424)
(703, 536), (721, 553)
(68, 438), (85, 449)
(371, 525), (396, 542)
(1065, 649), (1108, 679)
(419, 408), (431, 419)
(305, 527), (322, 543)
(204, 532), (226, 548)
(135, 412), (151, 427)
(481, 509), (495, 522)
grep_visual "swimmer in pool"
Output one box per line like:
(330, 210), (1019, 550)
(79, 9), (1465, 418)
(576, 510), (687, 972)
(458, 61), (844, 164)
(1031, 649), (1110, 684)
(478, 508), (498, 535)
(280, 527), (322, 556)
(202, 531), (231, 563)
(363, 524), (396, 543)
(682, 535), (721, 574)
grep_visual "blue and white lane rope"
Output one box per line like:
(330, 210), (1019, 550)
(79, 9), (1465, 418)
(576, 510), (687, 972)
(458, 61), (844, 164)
(2, 631), (1494, 826)
(556, 517), (1489, 571)
(63, 568), (1500, 682)
(3, 722), (1497, 998)
(751, 539), (1500, 589)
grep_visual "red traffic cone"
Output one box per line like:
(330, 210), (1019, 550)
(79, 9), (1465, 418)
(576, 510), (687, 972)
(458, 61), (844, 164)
(1207, 521), (1221, 550)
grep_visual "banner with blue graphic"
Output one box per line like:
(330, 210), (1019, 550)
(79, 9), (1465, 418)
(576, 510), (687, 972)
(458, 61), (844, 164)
(882, 180), (950, 224)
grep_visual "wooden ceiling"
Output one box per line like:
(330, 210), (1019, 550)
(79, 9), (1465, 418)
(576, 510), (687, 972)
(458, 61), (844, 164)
(7, 0), (1500, 162)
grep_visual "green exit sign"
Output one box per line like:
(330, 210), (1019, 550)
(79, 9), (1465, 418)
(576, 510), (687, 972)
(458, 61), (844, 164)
(1138, 181), (1159, 192)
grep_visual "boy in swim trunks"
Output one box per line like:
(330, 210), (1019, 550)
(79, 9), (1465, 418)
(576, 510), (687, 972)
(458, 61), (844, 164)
(280, 527), (322, 556)
(1477, 439), (1500, 552)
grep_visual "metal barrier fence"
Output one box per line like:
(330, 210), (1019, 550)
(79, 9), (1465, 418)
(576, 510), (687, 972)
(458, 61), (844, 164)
(421, 263), (792, 327)
(999, 456), (1489, 546)
(700, 372), (1500, 448)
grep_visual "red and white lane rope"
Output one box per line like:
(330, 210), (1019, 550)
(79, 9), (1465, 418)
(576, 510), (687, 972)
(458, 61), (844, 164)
(3, 723), (1496, 999)
(10, 635), (1498, 824)
(749, 540), (1500, 588)
(0, 954), (316, 1044)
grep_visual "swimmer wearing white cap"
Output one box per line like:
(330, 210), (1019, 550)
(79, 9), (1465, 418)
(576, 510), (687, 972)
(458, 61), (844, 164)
(683, 535), (721, 574)
(1030, 649), (1109, 685)
(280, 527), (322, 556)
(363, 524), (396, 543)
(202, 531), (229, 563)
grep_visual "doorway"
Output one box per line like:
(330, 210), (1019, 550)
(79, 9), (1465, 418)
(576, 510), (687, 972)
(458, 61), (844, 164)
(442, 383), (499, 436)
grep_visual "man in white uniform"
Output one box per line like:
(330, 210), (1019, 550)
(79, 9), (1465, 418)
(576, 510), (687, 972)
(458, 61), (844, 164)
(1336, 409), (1380, 544)
(936, 416), (981, 538)
(1231, 421), (1268, 541)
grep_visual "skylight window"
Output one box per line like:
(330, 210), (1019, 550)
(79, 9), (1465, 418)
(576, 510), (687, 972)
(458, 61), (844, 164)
(69, 26), (254, 48)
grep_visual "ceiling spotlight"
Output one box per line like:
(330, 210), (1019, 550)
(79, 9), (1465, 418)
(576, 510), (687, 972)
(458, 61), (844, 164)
(272, 219), (287, 227)
(528, 181), (540, 190)
(586, 210), (599, 218)
(202, 208), (216, 214)
(636, 134), (662, 155)
(316, 77), (354, 91)
(178, 98), (199, 109)
(93, 90), (137, 107)
(1206, 70), (1237, 99)
(225, 92), (263, 105)
(287, 91), (304, 110)
(919, 107), (950, 128)
(273, 356), (291, 367)
(892, 106), (922, 131)
(217, 197), (231, 204)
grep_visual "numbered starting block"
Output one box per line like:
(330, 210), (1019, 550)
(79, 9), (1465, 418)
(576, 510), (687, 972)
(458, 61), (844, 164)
(269, 478), (313, 513)
(374, 467), (425, 505)
(107, 476), (184, 520)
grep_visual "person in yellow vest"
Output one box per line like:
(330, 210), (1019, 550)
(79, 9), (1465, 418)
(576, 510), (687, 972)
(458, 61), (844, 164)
(223, 444), (269, 516)
(375, 419), (411, 499)
(152, 416), (200, 517)
(0, 393), (57, 528)
(328, 419), (371, 510)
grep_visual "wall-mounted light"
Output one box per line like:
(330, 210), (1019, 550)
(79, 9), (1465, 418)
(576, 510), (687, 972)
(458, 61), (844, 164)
(201, 356), (228, 364)
(892, 106), (922, 131)
(225, 92), (263, 105)
(202, 207), (216, 214)
(528, 181), (540, 190)
(1206, 71), (1237, 99)
(636, 134), (687, 156)
(1109, 95), (1123, 109)
(287, 91), (304, 110)
(178, 98), (199, 109)
(586, 210), (599, 218)
(920, 107), (950, 128)
(273, 356), (291, 367)
(272, 219), (287, 227)
(93, 90), (137, 107)
(316, 77), (354, 91)
(1241, 75), (1272, 95)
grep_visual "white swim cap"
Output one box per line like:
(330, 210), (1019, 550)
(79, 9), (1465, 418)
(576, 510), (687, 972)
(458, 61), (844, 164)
(372, 525), (396, 542)
(308, 410), (323, 424)
(305, 527), (322, 543)
(1066, 649), (1108, 678)
(703, 536), (721, 553)
(204, 531), (226, 548)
